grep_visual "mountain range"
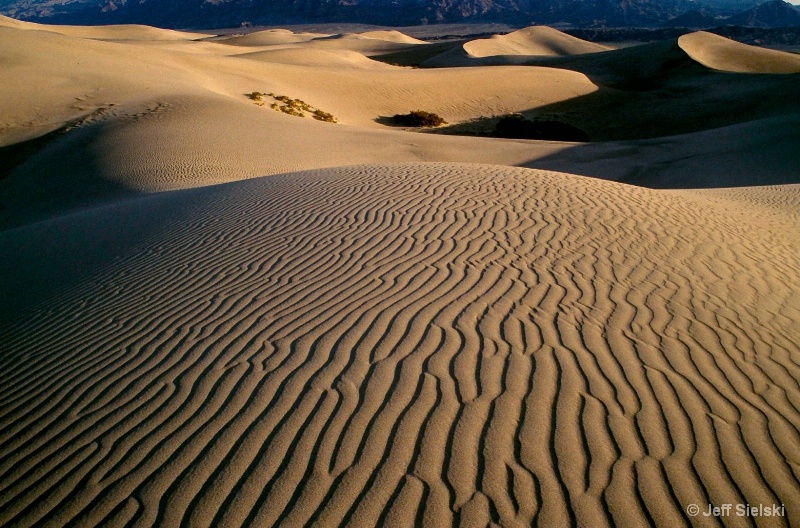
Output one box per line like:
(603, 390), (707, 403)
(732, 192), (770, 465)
(1, 0), (798, 30)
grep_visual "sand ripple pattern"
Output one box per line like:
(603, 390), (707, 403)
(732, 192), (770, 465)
(1, 164), (799, 527)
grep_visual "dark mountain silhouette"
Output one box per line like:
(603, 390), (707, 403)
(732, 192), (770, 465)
(0, 0), (700, 29)
(727, 0), (800, 27)
(2, 0), (799, 29)
(663, 8), (723, 27)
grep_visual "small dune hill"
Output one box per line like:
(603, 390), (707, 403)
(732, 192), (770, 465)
(0, 14), (33, 29)
(371, 39), (466, 67)
(39, 24), (208, 42)
(678, 31), (800, 73)
(304, 31), (429, 55)
(234, 47), (393, 69)
(463, 26), (610, 58)
(461, 38), (703, 89)
(0, 15), (204, 41)
(358, 30), (427, 45)
(421, 27), (609, 67)
(218, 29), (329, 47)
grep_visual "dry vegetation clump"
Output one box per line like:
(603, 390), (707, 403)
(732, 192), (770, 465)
(392, 110), (447, 127)
(248, 92), (266, 106)
(247, 92), (338, 122)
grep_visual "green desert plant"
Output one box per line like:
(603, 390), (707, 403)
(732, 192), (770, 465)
(392, 110), (447, 127)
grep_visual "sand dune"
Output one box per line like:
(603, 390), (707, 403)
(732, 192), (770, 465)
(223, 29), (429, 55)
(679, 31), (800, 74)
(463, 26), (610, 58)
(1, 163), (798, 527)
(427, 36), (800, 141)
(359, 30), (427, 45)
(3, 19), (799, 225)
(421, 26), (608, 67)
(527, 113), (800, 188)
(233, 47), (394, 69)
(301, 32), (430, 55)
(0, 14), (205, 41)
(0, 21), (599, 225)
(2, 18), (800, 527)
(218, 29), (330, 47)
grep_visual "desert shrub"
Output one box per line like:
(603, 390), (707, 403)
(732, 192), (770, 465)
(249, 92), (337, 122)
(392, 110), (447, 127)
(494, 114), (589, 142)
(313, 109), (337, 123)
(280, 105), (305, 117)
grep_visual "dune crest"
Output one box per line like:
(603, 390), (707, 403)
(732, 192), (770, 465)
(0, 14), (205, 41)
(679, 31), (800, 73)
(218, 29), (329, 47)
(234, 47), (393, 69)
(463, 26), (610, 58)
(359, 30), (427, 44)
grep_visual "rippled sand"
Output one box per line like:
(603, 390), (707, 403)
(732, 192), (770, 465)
(1, 17), (799, 527)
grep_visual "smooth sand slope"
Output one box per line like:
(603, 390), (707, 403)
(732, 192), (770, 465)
(463, 26), (610, 58)
(0, 14), (206, 41)
(679, 31), (800, 74)
(1, 19), (800, 528)
(2, 164), (799, 527)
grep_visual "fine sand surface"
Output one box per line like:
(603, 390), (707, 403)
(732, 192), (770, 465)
(1, 17), (800, 528)
(462, 26), (610, 58)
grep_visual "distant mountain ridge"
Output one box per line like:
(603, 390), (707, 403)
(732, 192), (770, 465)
(3, 0), (798, 30)
(727, 0), (800, 26)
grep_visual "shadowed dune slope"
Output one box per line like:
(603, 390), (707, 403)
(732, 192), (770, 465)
(526, 113), (800, 188)
(678, 31), (800, 73)
(463, 26), (610, 58)
(359, 30), (427, 44)
(1, 163), (799, 527)
(425, 36), (800, 142)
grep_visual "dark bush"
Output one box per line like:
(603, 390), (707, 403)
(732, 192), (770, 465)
(392, 110), (447, 127)
(494, 114), (589, 142)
